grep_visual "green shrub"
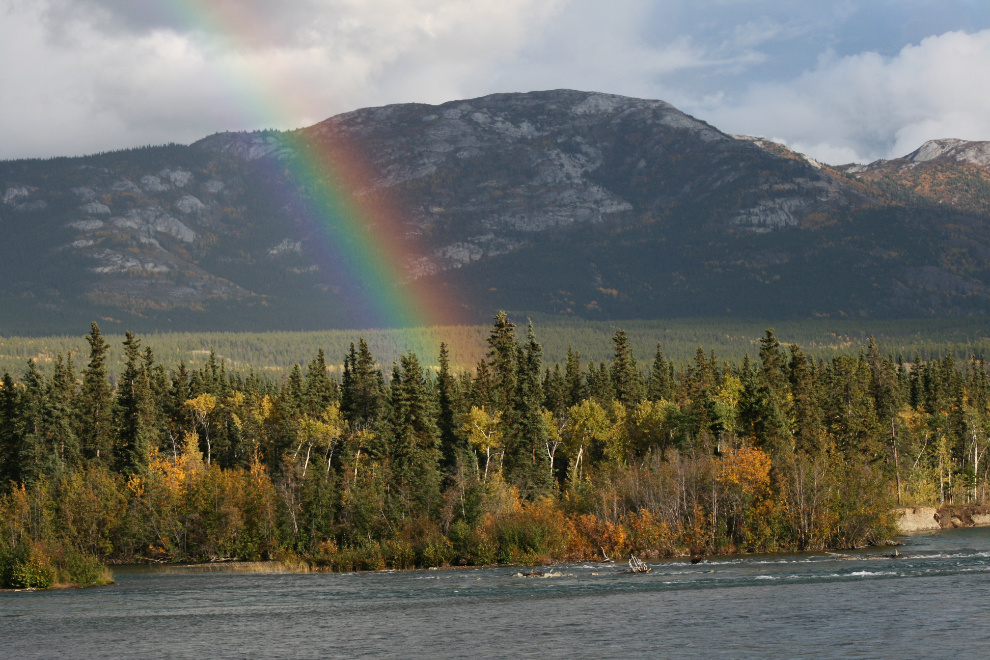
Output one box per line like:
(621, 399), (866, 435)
(1, 543), (56, 589)
(57, 548), (105, 585)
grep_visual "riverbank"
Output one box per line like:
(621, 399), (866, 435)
(0, 573), (115, 592)
(7, 528), (990, 659)
(895, 504), (990, 532)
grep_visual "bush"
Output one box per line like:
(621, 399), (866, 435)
(483, 498), (569, 564)
(0, 542), (56, 589)
(56, 547), (107, 585)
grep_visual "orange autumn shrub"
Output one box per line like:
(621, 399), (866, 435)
(622, 509), (676, 558)
(566, 513), (629, 560)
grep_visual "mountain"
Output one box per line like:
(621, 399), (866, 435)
(2, 90), (990, 335)
(838, 138), (990, 217)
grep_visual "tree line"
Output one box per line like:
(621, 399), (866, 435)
(3, 313), (987, 586)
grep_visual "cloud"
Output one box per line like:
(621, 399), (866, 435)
(0, 0), (568, 158)
(2, 0), (990, 161)
(695, 29), (990, 163)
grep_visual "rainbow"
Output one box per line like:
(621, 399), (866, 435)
(149, 0), (463, 333)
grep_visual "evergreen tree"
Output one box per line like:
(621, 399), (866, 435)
(435, 343), (462, 470)
(867, 337), (901, 424)
(78, 323), (114, 466)
(471, 359), (494, 410)
(585, 360), (615, 404)
(505, 323), (553, 497)
(610, 330), (644, 405)
(284, 364), (305, 416)
(304, 349), (338, 415)
(647, 343), (673, 401)
(789, 344), (822, 454)
(17, 361), (50, 483)
(166, 362), (191, 458)
(144, 347), (169, 453)
(564, 346), (583, 407)
(823, 355), (882, 456)
(543, 364), (567, 417)
(388, 353), (442, 515)
(751, 329), (794, 454)
(49, 354), (80, 470)
(486, 312), (518, 417)
(0, 372), (22, 487)
(115, 332), (155, 475)
(341, 339), (383, 426)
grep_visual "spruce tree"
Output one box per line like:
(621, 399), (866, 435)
(144, 347), (169, 453)
(18, 361), (49, 483)
(388, 353), (442, 515)
(543, 364), (567, 417)
(167, 362), (191, 458)
(304, 349), (337, 415)
(486, 312), (518, 417)
(341, 339), (383, 425)
(610, 330), (644, 405)
(78, 322), (114, 466)
(789, 344), (822, 454)
(564, 346), (583, 407)
(115, 332), (155, 475)
(0, 372), (22, 487)
(867, 337), (901, 424)
(647, 343), (672, 401)
(505, 323), (553, 497)
(753, 329), (794, 454)
(585, 360), (615, 404)
(284, 364), (305, 415)
(49, 354), (81, 470)
(435, 343), (462, 469)
(471, 359), (494, 410)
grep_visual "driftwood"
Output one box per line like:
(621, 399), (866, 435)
(628, 555), (652, 573)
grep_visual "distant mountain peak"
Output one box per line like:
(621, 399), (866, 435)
(904, 138), (990, 168)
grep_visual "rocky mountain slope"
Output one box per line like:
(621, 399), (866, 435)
(2, 90), (990, 334)
(838, 138), (990, 217)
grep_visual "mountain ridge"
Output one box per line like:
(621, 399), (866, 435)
(2, 90), (990, 334)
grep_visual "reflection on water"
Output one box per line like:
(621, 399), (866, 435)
(3, 527), (990, 658)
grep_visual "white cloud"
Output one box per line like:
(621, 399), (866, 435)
(2, 0), (990, 162)
(695, 30), (990, 163)
(0, 0), (569, 158)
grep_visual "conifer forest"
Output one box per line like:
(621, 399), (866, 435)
(4, 313), (989, 587)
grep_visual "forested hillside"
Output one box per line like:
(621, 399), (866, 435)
(4, 314), (988, 586)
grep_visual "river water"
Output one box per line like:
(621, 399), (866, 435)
(3, 528), (990, 658)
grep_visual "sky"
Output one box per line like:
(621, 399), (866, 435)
(2, 0), (990, 164)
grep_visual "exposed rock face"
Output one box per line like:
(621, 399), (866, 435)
(198, 90), (872, 276)
(79, 202), (111, 215)
(896, 505), (990, 533)
(3, 185), (48, 212)
(905, 139), (990, 168)
(3, 186), (30, 204)
(895, 507), (940, 532)
(1, 152), (246, 313)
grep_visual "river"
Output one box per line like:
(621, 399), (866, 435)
(3, 527), (989, 658)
